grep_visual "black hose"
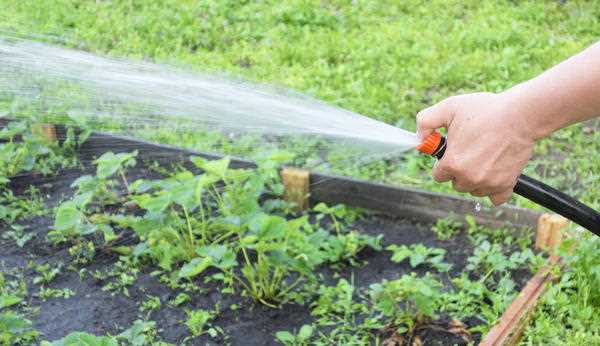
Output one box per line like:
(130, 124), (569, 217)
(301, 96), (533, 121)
(432, 136), (600, 236)
(514, 175), (600, 235)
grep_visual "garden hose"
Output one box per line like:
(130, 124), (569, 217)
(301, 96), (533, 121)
(417, 131), (600, 236)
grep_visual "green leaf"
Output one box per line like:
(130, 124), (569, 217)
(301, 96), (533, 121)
(0, 294), (21, 309)
(135, 193), (172, 213)
(178, 257), (213, 279)
(190, 156), (230, 178)
(275, 331), (295, 343)
(54, 202), (82, 231)
(47, 331), (118, 346)
(249, 214), (287, 240)
(94, 151), (137, 179)
(297, 324), (313, 340)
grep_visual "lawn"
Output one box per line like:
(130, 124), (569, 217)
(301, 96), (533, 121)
(0, 0), (599, 344)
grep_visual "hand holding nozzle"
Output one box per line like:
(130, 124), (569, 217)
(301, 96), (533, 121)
(416, 130), (600, 235)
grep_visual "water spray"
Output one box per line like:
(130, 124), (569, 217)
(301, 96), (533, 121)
(1, 36), (598, 235)
(417, 132), (600, 235)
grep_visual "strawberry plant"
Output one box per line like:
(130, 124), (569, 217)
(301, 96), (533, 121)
(369, 274), (443, 334)
(387, 243), (451, 272)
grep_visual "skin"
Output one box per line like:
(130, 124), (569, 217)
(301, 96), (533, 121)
(417, 41), (600, 205)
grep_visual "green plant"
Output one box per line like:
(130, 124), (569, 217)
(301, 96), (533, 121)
(431, 215), (463, 241)
(32, 262), (62, 285)
(184, 309), (218, 338)
(0, 186), (47, 233)
(41, 332), (118, 346)
(309, 278), (382, 344)
(118, 319), (173, 346)
(387, 243), (451, 272)
(370, 274), (443, 334)
(37, 288), (75, 301)
(0, 311), (39, 345)
(275, 325), (313, 346)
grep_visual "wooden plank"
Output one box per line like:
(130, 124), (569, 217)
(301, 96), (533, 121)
(281, 168), (310, 211)
(479, 265), (557, 346)
(309, 173), (540, 229)
(76, 131), (541, 229)
(31, 123), (57, 142)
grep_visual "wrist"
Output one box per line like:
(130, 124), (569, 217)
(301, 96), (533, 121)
(499, 83), (557, 141)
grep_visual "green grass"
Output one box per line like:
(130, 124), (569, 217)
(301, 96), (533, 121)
(1, 0), (599, 344)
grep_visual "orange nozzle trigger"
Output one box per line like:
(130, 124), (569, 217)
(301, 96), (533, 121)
(416, 131), (442, 155)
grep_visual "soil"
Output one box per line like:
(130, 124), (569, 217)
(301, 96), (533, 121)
(1, 163), (534, 346)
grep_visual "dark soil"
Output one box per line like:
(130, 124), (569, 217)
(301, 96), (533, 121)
(1, 163), (534, 346)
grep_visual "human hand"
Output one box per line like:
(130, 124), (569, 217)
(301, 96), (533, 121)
(416, 92), (537, 205)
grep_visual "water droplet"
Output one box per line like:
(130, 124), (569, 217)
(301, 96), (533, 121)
(474, 202), (482, 212)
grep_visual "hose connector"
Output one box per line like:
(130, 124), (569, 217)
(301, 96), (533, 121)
(417, 131), (446, 159)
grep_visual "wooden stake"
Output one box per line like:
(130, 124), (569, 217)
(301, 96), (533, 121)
(480, 265), (556, 346)
(31, 123), (57, 142)
(481, 213), (569, 346)
(534, 214), (551, 250)
(535, 213), (568, 258)
(281, 167), (310, 211)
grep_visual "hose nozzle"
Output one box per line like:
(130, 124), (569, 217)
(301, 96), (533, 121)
(417, 131), (446, 159)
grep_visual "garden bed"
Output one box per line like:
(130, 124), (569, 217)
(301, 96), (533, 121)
(0, 121), (566, 345)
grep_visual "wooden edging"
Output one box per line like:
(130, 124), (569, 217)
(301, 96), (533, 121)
(480, 214), (568, 346)
(74, 130), (541, 229)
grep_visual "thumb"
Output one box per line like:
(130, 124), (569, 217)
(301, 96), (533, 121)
(416, 98), (455, 141)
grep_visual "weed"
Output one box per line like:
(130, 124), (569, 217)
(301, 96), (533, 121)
(37, 287), (75, 301)
(140, 295), (162, 316)
(184, 309), (219, 338)
(32, 262), (62, 285)
(275, 324), (313, 346)
(169, 293), (190, 307)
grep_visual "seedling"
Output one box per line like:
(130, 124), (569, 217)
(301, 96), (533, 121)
(184, 309), (217, 338)
(140, 296), (161, 316)
(37, 287), (75, 301)
(431, 215), (463, 241)
(387, 243), (451, 272)
(32, 262), (62, 285)
(275, 325), (313, 346)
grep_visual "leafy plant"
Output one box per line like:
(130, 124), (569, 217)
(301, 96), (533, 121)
(41, 332), (118, 346)
(184, 309), (217, 338)
(387, 243), (451, 272)
(370, 274), (443, 334)
(32, 262), (62, 285)
(431, 215), (463, 241)
(275, 325), (313, 346)
(0, 311), (38, 345)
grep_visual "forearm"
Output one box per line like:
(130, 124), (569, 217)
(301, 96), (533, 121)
(502, 41), (600, 140)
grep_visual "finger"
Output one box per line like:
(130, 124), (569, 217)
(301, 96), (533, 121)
(452, 178), (475, 193)
(416, 98), (454, 141)
(471, 189), (488, 197)
(489, 190), (513, 206)
(432, 162), (453, 183)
